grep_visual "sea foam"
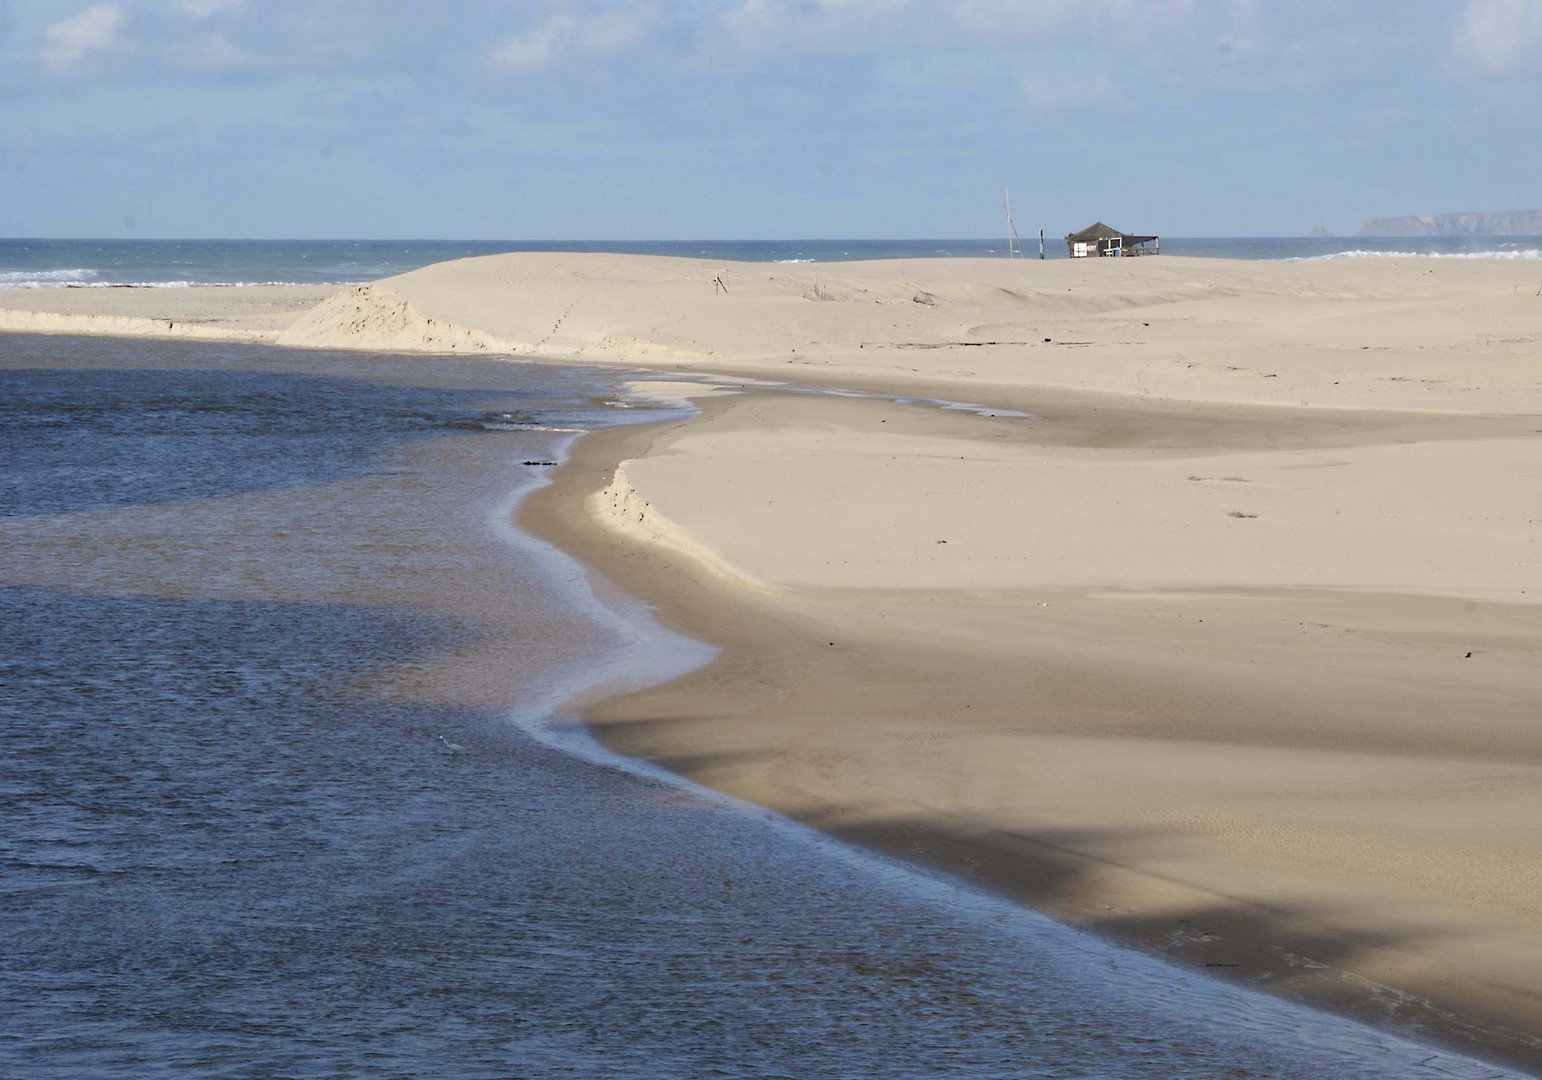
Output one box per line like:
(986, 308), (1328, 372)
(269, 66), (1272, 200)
(0, 268), (101, 287)
(1293, 248), (1542, 261)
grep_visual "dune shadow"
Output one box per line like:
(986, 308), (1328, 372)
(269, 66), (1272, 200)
(581, 713), (1542, 1075)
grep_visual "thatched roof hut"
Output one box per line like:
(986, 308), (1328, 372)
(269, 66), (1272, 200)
(1066, 222), (1159, 257)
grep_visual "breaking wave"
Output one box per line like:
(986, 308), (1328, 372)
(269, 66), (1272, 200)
(0, 268), (102, 287)
(0, 273), (358, 290)
(1291, 248), (1542, 261)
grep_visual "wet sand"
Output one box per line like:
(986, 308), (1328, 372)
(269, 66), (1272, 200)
(520, 385), (1542, 1073)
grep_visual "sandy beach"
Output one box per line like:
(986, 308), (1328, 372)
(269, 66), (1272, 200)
(7, 253), (1542, 1068)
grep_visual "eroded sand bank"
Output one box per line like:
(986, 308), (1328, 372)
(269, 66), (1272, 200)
(0, 283), (333, 341)
(8, 253), (1542, 1067)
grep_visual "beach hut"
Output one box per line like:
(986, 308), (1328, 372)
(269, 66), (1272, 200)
(1065, 223), (1159, 258)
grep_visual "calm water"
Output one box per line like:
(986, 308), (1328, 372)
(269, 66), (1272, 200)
(0, 334), (1530, 1078)
(1, 235), (1540, 287)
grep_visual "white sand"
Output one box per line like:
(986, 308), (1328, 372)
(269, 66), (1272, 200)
(300, 252), (1542, 415)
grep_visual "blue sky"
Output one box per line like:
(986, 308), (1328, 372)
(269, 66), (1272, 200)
(3, 0), (1539, 238)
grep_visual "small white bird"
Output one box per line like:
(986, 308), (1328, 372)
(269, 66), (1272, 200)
(438, 735), (465, 755)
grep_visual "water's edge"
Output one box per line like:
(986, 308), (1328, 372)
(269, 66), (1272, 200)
(509, 390), (1541, 1079)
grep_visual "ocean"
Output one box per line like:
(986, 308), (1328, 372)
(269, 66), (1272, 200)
(0, 329), (1534, 1070)
(0, 235), (1539, 288)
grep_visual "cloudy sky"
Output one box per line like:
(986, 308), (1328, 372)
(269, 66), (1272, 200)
(2, 0), (1539, 238)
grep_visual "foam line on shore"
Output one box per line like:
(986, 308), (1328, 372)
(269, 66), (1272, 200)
(484, 425), (718, 720)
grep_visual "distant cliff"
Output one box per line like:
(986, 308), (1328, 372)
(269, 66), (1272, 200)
(1359, 209), (1542, 237)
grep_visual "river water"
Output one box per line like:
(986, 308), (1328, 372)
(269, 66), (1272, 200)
(0, 334), (1527, 1078)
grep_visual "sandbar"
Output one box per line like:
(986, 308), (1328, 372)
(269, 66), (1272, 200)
(7, 252), (1542, 1069)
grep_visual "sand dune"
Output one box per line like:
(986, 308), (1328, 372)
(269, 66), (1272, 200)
(318, 252), (1542, 415)
(14, 252), (1540, 413)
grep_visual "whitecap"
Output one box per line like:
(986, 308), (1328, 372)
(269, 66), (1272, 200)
(1288, 248), (1542, 261)
(0, 268), (101, 287)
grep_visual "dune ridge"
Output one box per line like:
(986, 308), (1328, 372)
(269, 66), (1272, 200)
(320, 251), (1542, 416)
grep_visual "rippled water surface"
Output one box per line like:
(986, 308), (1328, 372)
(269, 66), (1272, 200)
(0, 335), (1528, 1078)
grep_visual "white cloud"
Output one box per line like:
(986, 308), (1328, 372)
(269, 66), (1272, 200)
(720, 0), (1201, 55)
(41, 4), (124, 71)
(573, 7), (654, 53)
(177, 0), (245, 17)
(1459, 0), (1542, 73)
(953, 0), (1194, 38)
(489, 14), (574, 73)
(175, 30), (254, 68)
(488, 7), (655, 74)
(718, 0), (918, 56)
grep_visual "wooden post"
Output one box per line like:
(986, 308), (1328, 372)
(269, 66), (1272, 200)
(1004, 186), (1023, 258)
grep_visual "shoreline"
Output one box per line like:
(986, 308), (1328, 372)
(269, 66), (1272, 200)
(8, 252), (1542, 416)
(7, 252), (1542, 1070)
(518, 386), (1542, 1075)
